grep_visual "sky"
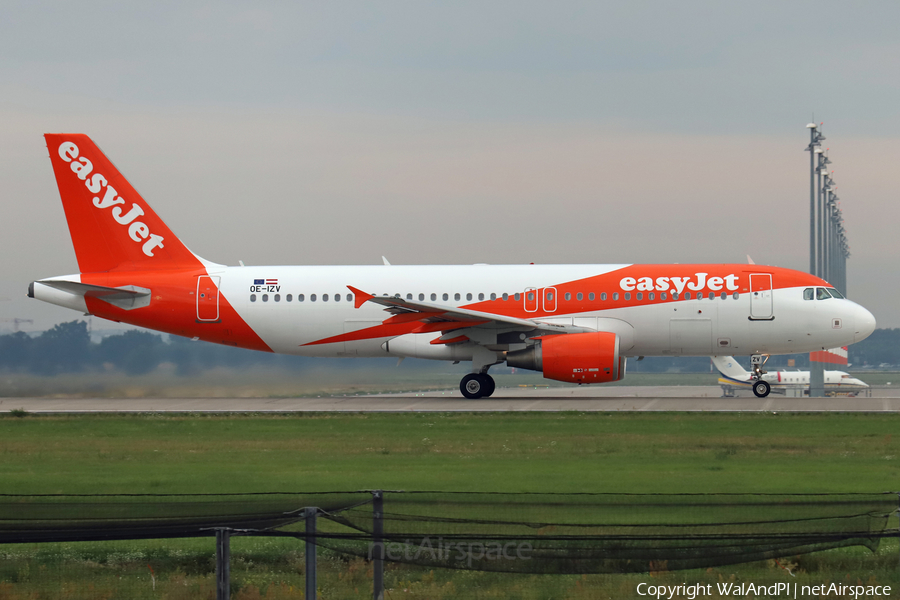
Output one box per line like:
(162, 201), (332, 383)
(2, 1), (900, 332)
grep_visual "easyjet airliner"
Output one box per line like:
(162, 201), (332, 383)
(29, 134), (876, 399)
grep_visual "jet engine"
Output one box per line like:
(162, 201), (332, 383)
(506, 331), (626, 384)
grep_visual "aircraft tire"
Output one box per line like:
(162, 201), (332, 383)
(752, 380), (771, 398)
(482, 374), (496, 398)
(461, 373), (486, 399)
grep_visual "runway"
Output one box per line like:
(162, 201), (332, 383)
(2, 386), (899, 413)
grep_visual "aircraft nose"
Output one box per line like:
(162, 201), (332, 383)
(853, 304), (876, 343)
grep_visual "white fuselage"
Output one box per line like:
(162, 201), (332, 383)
(202, 264), (873, 360)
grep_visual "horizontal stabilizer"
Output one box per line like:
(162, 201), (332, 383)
(34, 280), (151, 310)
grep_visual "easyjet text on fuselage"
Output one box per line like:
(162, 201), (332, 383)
(619, 273), (740, 294)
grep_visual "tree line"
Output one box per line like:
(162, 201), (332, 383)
(1, 321), (898, 376)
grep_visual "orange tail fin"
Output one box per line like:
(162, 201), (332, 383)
(44, 134), (200, 273)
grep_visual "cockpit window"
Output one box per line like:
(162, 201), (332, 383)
(803, 288), (814, 300)
(827, 288), (845, 299)
(816, 287), (832, 300)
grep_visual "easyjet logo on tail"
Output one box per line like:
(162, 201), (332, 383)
(619, 273), (740, 294)
(57, 142), (165, 257)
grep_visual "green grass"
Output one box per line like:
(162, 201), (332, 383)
(1, 412), (899, 493)
(1, 412), (898, 598)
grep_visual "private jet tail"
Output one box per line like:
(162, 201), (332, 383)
(711, 356), (751, 382)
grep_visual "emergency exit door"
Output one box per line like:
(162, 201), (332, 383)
(197, 276), (221, 321)
(749, 273), (773, 320)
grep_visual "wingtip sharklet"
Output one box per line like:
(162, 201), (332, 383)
(347, 285), (373, 309)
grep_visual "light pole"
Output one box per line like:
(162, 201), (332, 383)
(806, 124), (824, 275)
(807, 125), (825, 398)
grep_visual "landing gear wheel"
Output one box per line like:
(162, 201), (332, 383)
(461, 374), (486, 399)
(752, 380), (771, 398)
(461, 374), (495, 399)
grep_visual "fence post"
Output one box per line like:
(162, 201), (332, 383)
(215, 528), (231, 600)
(373, 490), (384, 600)
(305, 507), (317, 600)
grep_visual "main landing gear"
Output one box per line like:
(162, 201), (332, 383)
(750, 354), (771, 398)
(460, 373), (496, 399)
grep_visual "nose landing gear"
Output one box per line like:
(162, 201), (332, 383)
(750, 354), (771, 398)
(460, 373), (496, 399)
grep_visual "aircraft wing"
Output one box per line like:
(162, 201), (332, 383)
(348, 286), (590, 335)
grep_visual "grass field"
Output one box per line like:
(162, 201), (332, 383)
(0, 411), (898, 598)
(1, 412), (900, 494)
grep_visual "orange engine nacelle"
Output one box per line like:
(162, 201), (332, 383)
(506, 331), (626, 384)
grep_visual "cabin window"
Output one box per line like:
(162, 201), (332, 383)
(636, 292), (643, 300)
(443, 293), (449, 301)
(262, 294), (269, 302)
(334, 293), (341, 302)
(720, 292), (727, 300)
(323, 294), (329, 302)
(431, 293), (437, 301)
(502, 293), (508, 301)
(479, 293), (485, 301)
(612, 292), (619, 301)
(406, 293), (413, 300)
(684, 292), (691, 299)
(671, 292), (678, 300)
(577, 292), (584, 301)
(565, 292), (572, 301)
(298, 294), (305, 302)
(660, 292), (667, 300)
(599, 292), (605, 301)
(490, 293), (497, 300)
(624, 292), (631, 300)
(419, 293), (425, 301)
(648, 292), (655, 300)
(347, 294), (353, 302)
(708, 292), (715, 300)
(455, 293), (461, 301)
(310, 294), (316, 302)
(467, 293), (473, 301)
(589, 292), (595, 301)
(274, 294), (281, 302)
(732, 292), (739, 299)
(286, 294), (292, 302)
(250, 294), (257, 302)
(803, 288), (814, 300)
(514, 293), (520, 301)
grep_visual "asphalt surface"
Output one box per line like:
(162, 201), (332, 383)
(2, 386), (899, 413)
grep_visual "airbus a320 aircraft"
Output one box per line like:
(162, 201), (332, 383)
(29, 134), (877, 399)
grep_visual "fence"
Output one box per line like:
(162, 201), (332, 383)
(0, 491), (897, 599)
